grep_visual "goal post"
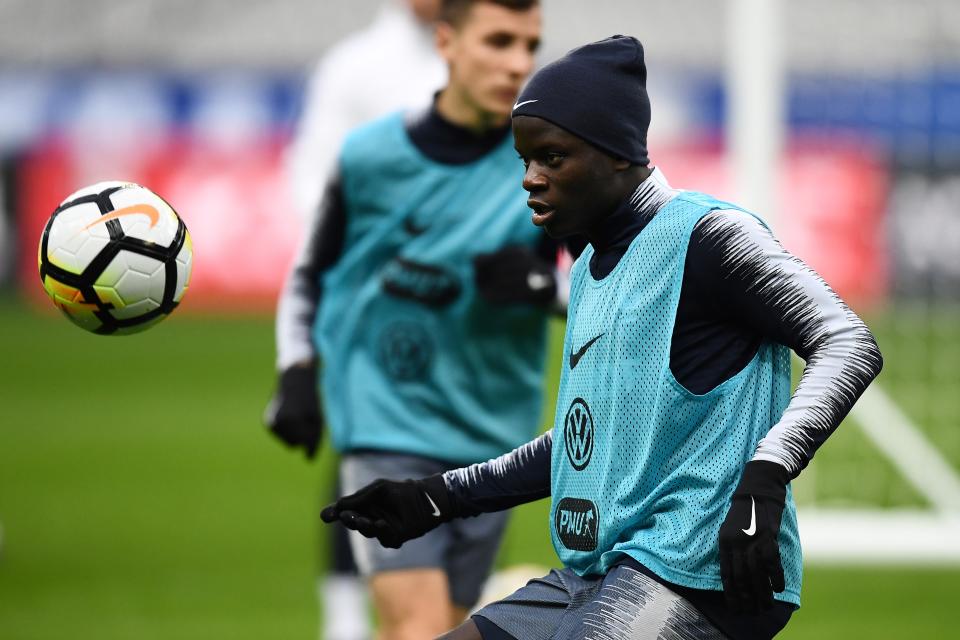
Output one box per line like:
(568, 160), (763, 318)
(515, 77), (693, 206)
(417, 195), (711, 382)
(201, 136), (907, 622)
(725, 0), (960, 564)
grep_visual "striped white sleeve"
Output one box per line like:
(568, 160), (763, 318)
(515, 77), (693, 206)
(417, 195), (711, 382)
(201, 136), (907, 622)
(275, 173), (347, 371)
(696, 210), (883, 477)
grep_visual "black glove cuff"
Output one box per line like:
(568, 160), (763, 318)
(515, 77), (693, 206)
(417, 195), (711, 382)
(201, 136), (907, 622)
(421, 473), (456, 522)
(733, 460), (789, 502)
(281, 364), (317, 392)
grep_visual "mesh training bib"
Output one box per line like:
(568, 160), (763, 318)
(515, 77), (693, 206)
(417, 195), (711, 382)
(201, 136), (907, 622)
(550, 192), (802, 606)
(316, 112), (548, 464)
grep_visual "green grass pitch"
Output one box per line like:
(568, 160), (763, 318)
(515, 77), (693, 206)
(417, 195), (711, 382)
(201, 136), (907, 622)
(0, 295), (957, 638)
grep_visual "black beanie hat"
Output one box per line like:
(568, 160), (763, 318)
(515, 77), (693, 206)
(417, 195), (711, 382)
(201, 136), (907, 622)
(512, 35), (650, 166)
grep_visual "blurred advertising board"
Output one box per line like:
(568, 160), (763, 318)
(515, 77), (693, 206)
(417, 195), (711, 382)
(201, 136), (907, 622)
(16, 135), (889, 312)
(18, 134), (301, 311)
(6, 68), (303, 311)
(6, 68), (912, 311)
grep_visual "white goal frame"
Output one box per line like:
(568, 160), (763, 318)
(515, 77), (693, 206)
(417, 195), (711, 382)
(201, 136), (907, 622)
(727, 0), (960, 564)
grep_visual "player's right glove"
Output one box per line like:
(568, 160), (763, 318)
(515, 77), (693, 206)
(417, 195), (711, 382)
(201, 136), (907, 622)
(718, 460), (789, 613)
(474, 245), (556, 307)
(263, 364), (322, 459)
(320, 475), (453, 549)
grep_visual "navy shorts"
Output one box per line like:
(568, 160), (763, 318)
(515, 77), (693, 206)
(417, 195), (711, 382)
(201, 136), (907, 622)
(340, 451), (510, 609)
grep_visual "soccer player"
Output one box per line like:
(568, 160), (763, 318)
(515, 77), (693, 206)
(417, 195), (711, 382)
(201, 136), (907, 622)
(321, 36), (884, 640)
(266, 2), (559, 638)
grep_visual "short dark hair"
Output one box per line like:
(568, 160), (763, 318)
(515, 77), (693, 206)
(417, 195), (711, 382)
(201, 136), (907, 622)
(440, 0), (539, 27)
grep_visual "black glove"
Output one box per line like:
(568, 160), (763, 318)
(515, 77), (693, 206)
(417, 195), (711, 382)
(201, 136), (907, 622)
(474, 245), (556, 307)
(320, 474), (453, 549)
(263, 364), (322, 459)
(718, 460), (789, 613)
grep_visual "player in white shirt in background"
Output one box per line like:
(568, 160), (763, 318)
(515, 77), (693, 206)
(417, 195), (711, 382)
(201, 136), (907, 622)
(283, 3), (445, 638)
(286, 0), (447, 221)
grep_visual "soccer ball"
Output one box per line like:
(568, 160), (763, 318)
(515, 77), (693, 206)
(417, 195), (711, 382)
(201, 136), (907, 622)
(37, 181), (193, 335)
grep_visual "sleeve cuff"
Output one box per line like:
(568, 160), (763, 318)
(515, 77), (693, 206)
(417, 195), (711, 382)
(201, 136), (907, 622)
(734, 460), (789, 501)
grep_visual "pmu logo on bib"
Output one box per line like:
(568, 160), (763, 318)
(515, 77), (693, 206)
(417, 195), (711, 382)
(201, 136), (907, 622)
(555, 497), (598, 551)
(563, 397), (594, 470)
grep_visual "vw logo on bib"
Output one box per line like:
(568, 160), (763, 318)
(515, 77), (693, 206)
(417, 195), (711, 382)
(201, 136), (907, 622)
(563, 397), (594, 471)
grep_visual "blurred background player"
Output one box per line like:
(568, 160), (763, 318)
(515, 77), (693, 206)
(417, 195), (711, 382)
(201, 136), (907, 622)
(286, 0), (447, 221)
(281, 2), (446, 638)
(265, 1), (566, 638)
(323, 35), (884, 640)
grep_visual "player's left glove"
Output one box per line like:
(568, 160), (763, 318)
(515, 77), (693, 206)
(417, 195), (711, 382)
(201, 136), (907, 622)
(718, 460), (790, 613)
(263, 364), (322, 460)
(320, 475), (453, 549)
(474, 245), (556, 307)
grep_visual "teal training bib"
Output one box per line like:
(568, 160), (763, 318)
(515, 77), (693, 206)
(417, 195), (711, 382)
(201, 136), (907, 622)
(316, 112), (548, 464)
(550, 192), (802, 606)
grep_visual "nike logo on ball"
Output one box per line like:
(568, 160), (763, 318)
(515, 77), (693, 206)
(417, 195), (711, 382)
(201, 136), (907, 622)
(513, 99), (538, 111)
(425, 491), (441, 517)
(742, 497), (757, 536)
(83, 204), (160, 231)
(569, 333), (603, 370)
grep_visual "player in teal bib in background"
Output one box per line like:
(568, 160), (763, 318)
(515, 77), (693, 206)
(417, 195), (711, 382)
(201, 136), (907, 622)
(265, 2), (568, 639)
(318, 110), (549, 463)
(323, 35), (883, 640)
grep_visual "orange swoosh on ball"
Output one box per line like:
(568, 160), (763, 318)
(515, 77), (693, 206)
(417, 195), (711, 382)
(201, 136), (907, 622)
(83, 204), (160, 231)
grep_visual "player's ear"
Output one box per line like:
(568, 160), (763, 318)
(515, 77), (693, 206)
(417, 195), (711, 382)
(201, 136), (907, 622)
(435, 20), (456, 63)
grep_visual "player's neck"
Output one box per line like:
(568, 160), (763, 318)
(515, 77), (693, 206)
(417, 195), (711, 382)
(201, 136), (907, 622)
(584, 168), (653, 250)
(435, 87), (508, 134)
